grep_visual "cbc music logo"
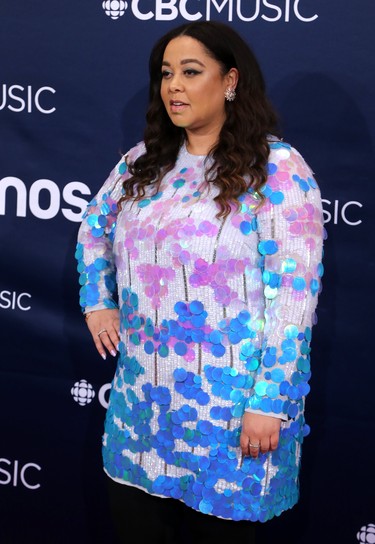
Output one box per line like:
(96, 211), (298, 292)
(101, 0), (318, 22)
(0, 84), (56, 114)
(71, 379), (111, 408)
(0, 290), (31, 311)
(357, 524), (375, 544)
(0, 458), (41, 490)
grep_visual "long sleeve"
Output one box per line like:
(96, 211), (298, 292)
(245, 141), (325, 421)
(75, 155), (129, 314)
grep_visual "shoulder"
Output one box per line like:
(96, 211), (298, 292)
(266, 138), (319, 196)
(242, 138), (323, 220)
(94, 141), (146, 204)
(115, 141), (146, 176)
(125, 140), (146, 163)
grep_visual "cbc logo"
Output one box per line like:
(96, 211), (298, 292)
(103, 0), (128, 19)
(322, 199), (362, 226)
(0, 458), (41, 490)
(71, 379), (111, 409)
(0, 84), (56, 114)
(71, 379), (96, 406)
(357, 524), (375, 544)
(0, 291), (31, 311)
(102, 0), (318, 22)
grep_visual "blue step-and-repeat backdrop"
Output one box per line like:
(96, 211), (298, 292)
(1, 1), (374, 543)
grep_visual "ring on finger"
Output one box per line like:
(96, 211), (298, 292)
(97, 328), (107, 337)
(249, 442), (260, 449)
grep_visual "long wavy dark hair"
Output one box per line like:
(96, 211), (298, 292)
(119, 21), (281, 218)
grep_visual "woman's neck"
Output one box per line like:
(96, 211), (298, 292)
(185, 130), (220, 156)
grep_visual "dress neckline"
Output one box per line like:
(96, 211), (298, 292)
(181, 142), (207, 159)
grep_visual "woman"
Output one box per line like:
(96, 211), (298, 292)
(76, 20), (324, 543)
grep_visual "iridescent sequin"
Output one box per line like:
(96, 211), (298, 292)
(77, 140), (324, 523)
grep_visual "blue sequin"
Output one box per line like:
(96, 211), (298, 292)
(268, 163), (277, 175)
(211, 344), (225, 357)
(269, 191), (284, 205)
(190, 300), (204, 314)
(119, 162), (127, 174)
(151, 192), (163, 201)
(258, 240), (278, 255)
(173, 178), (185, 188)
(240, 221), (252, 235)
(292, 277), (306, 291)
(144, 341), (154, 354)
(175, 342), (188, 356)
(138, 199), (151, 208)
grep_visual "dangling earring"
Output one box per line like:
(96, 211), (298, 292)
(224, 87), (236, 102)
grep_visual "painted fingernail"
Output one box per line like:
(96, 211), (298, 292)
(101, 353), (106, 360)
(116, 343), (120, 351)
(110, 350), (117, 357)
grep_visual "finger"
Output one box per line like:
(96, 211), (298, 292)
(240, 434), (251, 456)
(106, 319), (120, 351)
(109, 326), (121, 349)
(93, 333), (108, 360)
(270, 433), (279, 451)
(259, 437), (270, 455)
(249, 440), (261, 458)
(98, 329), (119, 357)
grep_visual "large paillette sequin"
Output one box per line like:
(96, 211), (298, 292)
(76, 140), (324, 522)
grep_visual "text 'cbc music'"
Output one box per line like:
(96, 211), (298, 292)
(102, 0), (318, 22)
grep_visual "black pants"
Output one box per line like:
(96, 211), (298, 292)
(107, 477), (257, 544)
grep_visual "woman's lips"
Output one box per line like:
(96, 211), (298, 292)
(170, 100), (188, 112)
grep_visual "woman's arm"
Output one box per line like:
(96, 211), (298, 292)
(241, 141), (325, 457)
(75, 155), (128, 359)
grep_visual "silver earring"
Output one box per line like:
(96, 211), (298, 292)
(224, 87), (236, 102)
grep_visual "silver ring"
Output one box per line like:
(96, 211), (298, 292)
(97, 328), (107, 337)
(249, 442), (260, 448)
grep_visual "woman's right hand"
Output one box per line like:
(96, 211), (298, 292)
(85, 309), (120, 360)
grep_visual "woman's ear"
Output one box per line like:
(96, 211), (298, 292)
(226, 68), (239, 90)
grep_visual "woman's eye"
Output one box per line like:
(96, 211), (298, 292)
(161, 70), (172, 79)
(184, 69), (200, 76)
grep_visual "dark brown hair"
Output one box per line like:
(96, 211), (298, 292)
(119, 21), (280, 217)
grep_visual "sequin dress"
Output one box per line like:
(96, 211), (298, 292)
(76, 139), (324, 522)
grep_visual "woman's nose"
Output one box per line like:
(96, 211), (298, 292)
(168, 74), (183, 93)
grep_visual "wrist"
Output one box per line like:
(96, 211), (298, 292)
(84, 311), (93, 322)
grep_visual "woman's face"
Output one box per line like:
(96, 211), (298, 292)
(160, 36), (236, 140)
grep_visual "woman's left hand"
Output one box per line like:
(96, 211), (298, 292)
(240, 412), (282, 458)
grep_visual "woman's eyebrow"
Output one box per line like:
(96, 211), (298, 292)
(162, 58), (205, 67)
